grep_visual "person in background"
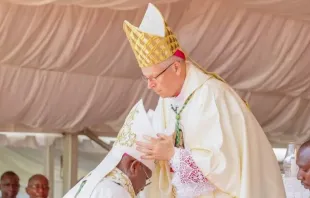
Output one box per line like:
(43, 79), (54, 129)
(296, 139), (310, 190)
(26, 174), (49, 198)
(0, 171), (20, 198)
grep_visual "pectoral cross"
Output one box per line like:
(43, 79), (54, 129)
(171, 104), (184, 148)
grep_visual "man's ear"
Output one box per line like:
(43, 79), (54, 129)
(173, 61), (182, 75)
(25, 187), (29, 194)
(129, 160), (140, 177)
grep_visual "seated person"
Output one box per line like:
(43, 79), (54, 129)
(26, 174), (49, 198)
(64, 100), (156, 198)
(0, 171), (20, 198)
(297, 139), (310, 190)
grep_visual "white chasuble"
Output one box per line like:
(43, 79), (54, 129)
(90, 168), (134, 198)
(143, 62), (286, 198)
(63, 168), (134, 198)
(90, 179), (132, 198)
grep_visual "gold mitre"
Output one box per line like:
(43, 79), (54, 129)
(123, 3), (180, 68)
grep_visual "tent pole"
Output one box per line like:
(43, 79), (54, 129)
(44, 143), (55, 198)
(62, 133), (78, 196)
(82, 128), (112, 151)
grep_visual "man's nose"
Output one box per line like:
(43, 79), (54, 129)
(147, 79), (155, 89)
(7, 185), (15, 191)
(297, 170), (304, 180)
(37, 187), (44, 192)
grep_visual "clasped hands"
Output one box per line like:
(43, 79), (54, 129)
(136, 133), (175, 161)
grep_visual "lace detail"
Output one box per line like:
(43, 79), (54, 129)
(169, 148), (216, 198)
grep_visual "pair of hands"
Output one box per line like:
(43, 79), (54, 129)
(136, 134), (175, 161)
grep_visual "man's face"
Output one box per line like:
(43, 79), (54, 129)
(141, 62), (181, 98)
(0, 175), (20, 198)
(297, 148), (310, 189)
(26, 176), (49, 198)
(132, 162), (152, 194)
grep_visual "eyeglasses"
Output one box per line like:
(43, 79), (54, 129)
(142, 166), (152, 187)
(141, 62), (175, 82)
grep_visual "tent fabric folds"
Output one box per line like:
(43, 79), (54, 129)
(0, 0), (309, 143)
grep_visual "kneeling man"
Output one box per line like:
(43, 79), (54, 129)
(63, 100), (156, 198)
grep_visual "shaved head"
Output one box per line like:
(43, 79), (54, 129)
(117, 154), (152, 195)
(299, 139), (310, 151)
(0, 171), (19, 181)
(297, 140), (310, 166)
(28, 174), (48, 184)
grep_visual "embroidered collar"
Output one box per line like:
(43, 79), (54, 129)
(105, 168), (136, 198)
(170, 61), (211, 106)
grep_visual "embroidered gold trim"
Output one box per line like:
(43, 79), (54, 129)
(105, 168), (136, 198)
(114, 106), (139, 147)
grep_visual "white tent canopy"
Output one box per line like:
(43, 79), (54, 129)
(0, 0), (310, 144)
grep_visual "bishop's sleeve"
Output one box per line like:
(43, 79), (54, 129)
(184, 81), (246, 197)
(169, 147), (216, 197)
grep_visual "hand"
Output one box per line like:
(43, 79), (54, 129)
(136, 134), (175, 161)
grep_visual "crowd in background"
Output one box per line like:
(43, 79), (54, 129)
(0, 171), (49, 198)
